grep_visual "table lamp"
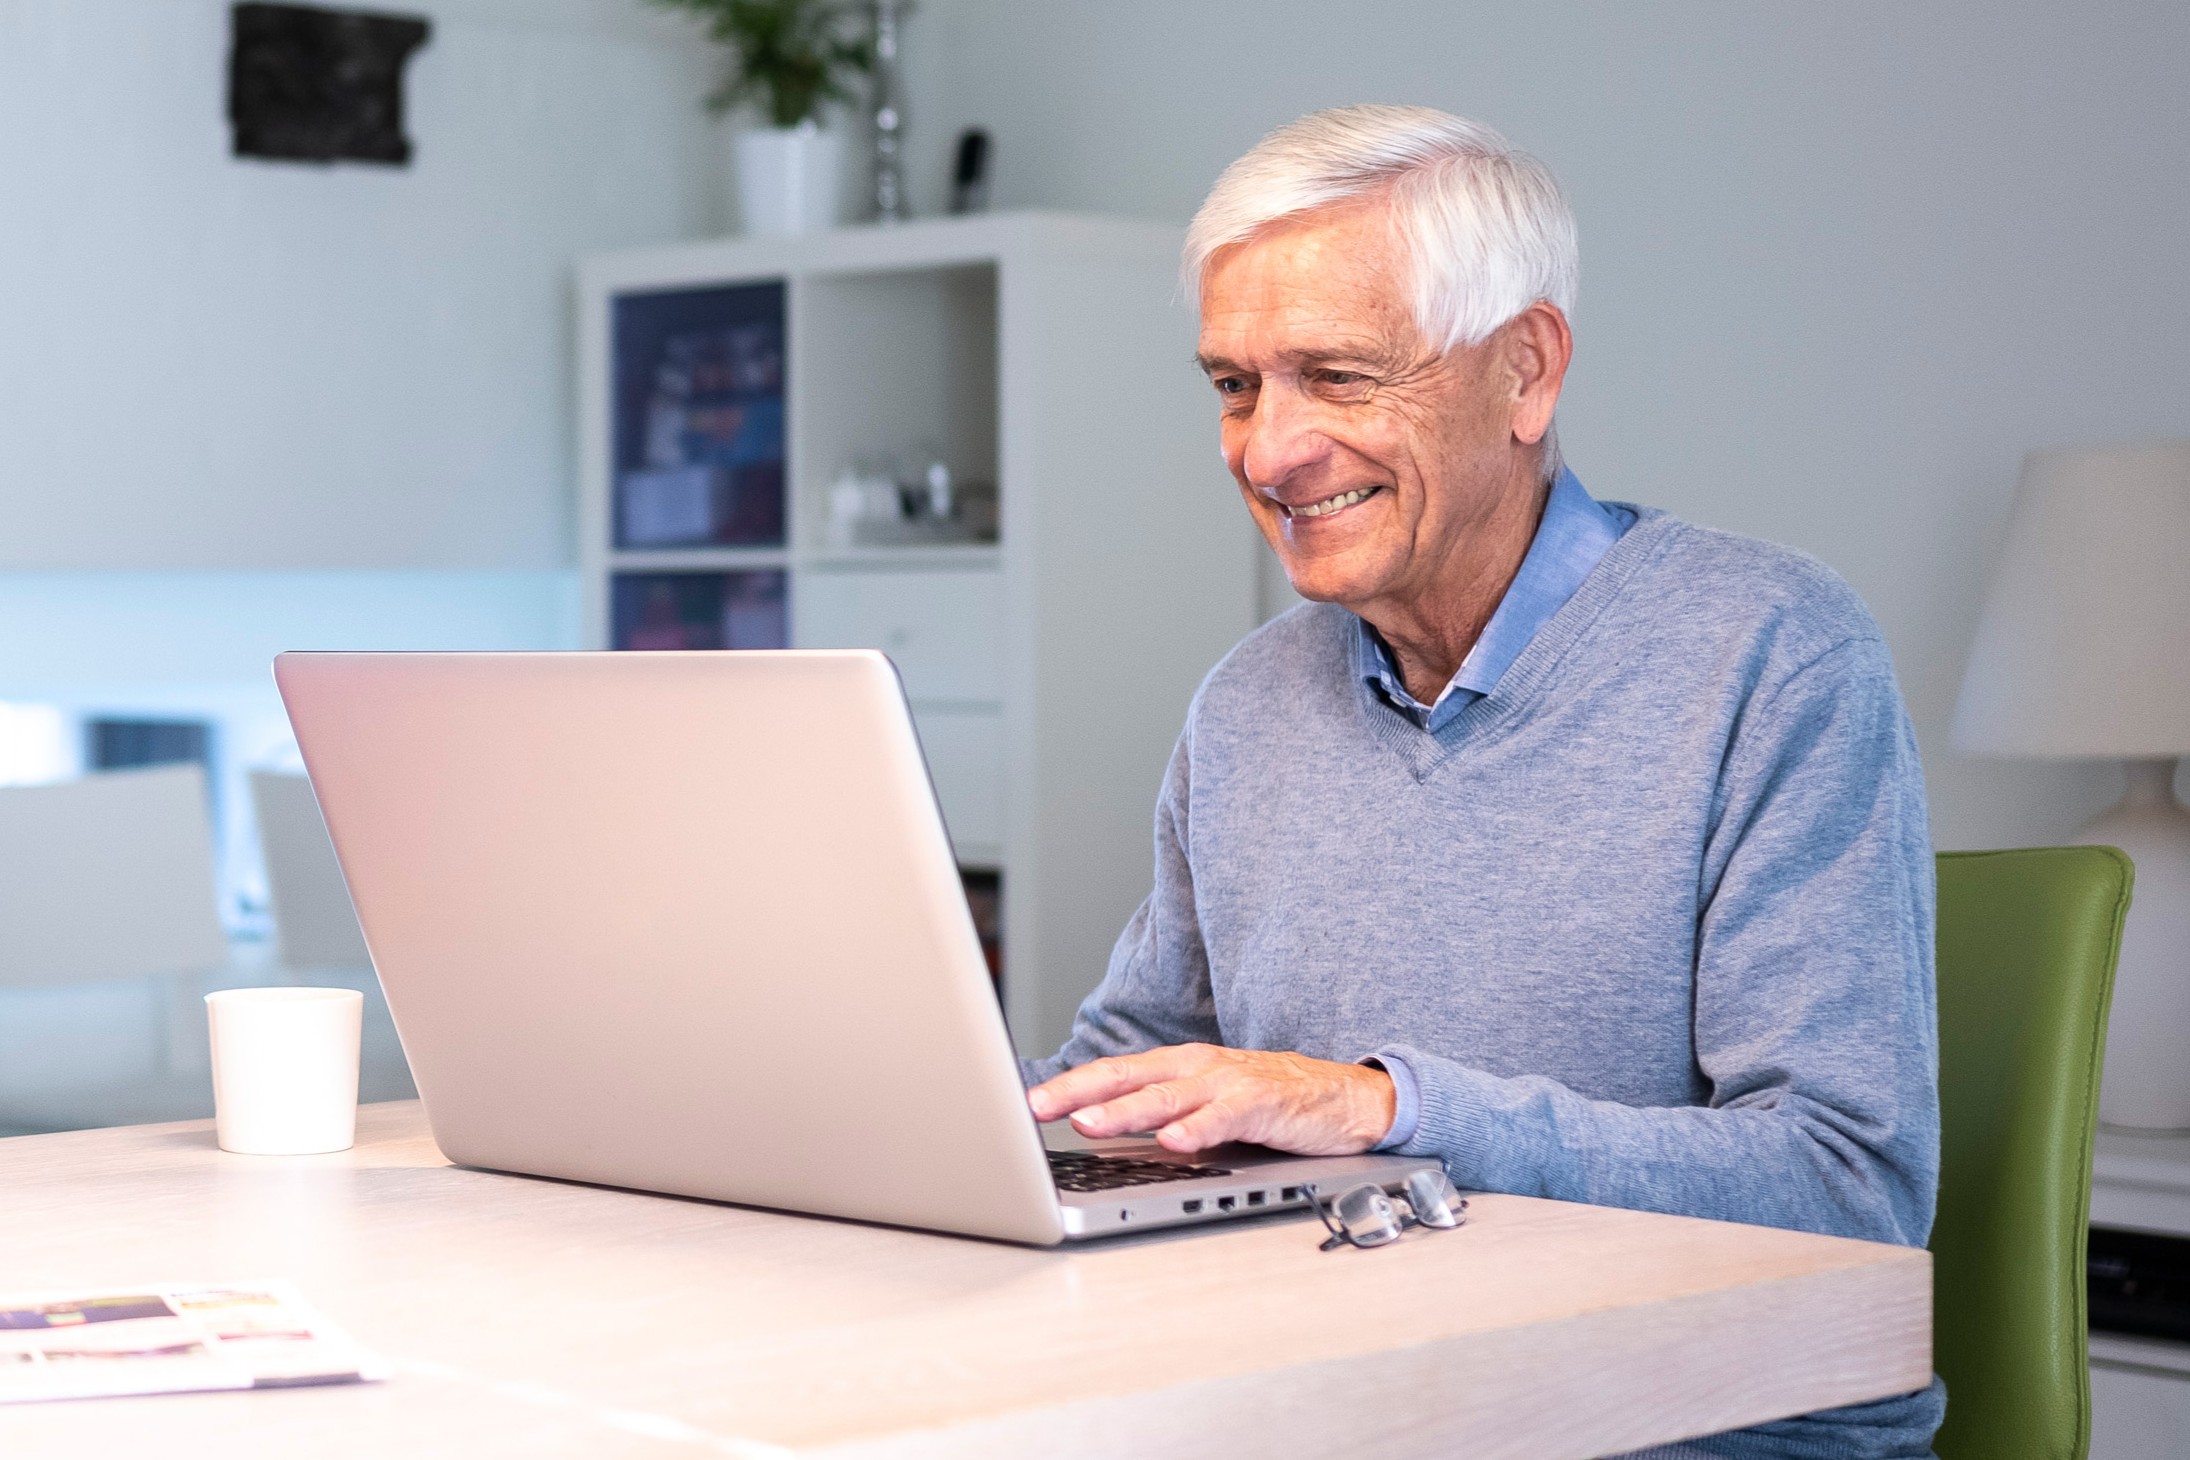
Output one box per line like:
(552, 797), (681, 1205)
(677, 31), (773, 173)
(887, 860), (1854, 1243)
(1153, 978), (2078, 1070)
(1952, 440), (2190, 1130)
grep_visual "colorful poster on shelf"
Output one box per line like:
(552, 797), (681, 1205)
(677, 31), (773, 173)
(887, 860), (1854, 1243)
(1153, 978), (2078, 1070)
(612, 281), (787, 549)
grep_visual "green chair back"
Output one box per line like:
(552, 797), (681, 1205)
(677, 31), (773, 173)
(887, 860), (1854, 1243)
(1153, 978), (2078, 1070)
(1931, 847), (2133, 1460)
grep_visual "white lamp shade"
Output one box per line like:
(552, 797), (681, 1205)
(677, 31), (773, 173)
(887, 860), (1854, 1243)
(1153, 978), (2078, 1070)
(1952, 440), (2190, 758)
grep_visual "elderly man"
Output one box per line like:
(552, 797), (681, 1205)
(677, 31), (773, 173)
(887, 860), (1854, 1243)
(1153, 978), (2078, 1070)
(1023, 106), (1943, 1458)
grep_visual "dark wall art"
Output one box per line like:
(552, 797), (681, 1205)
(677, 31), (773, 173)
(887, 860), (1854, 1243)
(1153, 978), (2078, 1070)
(228, 3), (430, 165)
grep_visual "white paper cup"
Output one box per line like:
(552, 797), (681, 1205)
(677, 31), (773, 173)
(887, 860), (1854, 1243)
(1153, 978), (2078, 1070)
(205, 987), (364, 1155)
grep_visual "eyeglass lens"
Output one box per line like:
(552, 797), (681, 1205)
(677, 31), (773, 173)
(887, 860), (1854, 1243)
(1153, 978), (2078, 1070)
(1404, 1169), (1467, 1229)
(1333, 1184), (1405, 1246)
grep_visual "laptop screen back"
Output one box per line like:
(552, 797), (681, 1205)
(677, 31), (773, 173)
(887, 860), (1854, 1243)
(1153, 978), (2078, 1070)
(275, 650), (1063, 1244)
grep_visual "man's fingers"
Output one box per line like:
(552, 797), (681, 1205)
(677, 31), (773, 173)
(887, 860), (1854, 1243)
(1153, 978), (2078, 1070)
(1027, 1056), (1163, 1121)
(1155, 1094), (1250, 1153)
(1066, 1075), (1214, 1138)
(1027, 1046), (1213, 1121)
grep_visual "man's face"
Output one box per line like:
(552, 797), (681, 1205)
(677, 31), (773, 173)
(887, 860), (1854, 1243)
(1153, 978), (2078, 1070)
(1197, 201), (1540, 613)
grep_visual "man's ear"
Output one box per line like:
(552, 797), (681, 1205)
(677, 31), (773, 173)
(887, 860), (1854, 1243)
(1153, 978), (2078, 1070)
(1504, 301), (1573, 448)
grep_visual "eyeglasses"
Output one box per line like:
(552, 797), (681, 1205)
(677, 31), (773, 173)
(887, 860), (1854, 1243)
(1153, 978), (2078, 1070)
(1306, 1170), (1469, 1252)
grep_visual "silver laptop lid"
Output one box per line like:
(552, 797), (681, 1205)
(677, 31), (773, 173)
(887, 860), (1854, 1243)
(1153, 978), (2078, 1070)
(275, 650), (1065, 1245)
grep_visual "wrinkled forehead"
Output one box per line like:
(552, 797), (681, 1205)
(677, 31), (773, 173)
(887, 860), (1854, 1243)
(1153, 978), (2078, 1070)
(1195, 205), (1420, 364)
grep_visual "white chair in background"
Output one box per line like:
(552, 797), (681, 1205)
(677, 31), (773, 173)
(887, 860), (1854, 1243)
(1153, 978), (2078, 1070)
(0, 765), (231, 1130)
(0, 764), (228, 988)
(251, 770), (371, 971)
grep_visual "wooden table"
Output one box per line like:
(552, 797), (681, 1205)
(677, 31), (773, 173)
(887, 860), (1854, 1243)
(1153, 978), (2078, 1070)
(0, 1102), (1929, 1459)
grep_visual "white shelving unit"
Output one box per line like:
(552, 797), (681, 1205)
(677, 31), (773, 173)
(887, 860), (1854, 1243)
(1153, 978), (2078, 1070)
(2087, 1132), (2190, 1458)
(576, 213), (1260, 1054)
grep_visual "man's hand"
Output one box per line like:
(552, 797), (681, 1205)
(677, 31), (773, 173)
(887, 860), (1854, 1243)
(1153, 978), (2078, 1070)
(1026, 1044), (1397, 1156)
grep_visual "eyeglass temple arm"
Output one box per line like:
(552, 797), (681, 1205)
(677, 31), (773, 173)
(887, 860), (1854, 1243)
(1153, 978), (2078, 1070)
(1303, 1183), (1355, 1249)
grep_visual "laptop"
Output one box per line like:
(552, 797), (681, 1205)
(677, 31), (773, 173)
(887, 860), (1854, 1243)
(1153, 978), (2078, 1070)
(274, 650), (1434, 1245)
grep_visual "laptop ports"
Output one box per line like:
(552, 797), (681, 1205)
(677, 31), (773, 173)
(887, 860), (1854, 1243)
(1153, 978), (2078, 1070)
(1247, 1190), (1266, 1207)
(1217, 1195), (1236, 1212)
(1181, 1199), (1203, 1214)
(1281, 1186), (1301, 1202)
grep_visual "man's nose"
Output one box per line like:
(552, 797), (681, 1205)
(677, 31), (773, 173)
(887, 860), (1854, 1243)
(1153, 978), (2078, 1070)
(1238, 383), (1330, 492)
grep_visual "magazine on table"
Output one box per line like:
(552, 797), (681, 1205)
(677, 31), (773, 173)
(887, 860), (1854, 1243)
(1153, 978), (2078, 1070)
(0, 1281), (388, 1404)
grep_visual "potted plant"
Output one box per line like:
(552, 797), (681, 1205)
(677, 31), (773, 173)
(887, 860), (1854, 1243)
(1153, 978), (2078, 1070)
(651, 0), (874, 236)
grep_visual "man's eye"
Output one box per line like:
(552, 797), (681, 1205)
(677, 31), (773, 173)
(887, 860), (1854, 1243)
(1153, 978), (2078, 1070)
(1212, 376), (1258, 408)
(1311, 370), (1376, 399)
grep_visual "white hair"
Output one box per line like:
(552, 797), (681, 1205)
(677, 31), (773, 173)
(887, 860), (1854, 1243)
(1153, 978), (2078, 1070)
(1184, 105), (1578, 353)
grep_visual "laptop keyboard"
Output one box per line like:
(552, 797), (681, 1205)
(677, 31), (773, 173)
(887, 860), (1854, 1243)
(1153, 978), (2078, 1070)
(1047, 1149), (1233, 1192)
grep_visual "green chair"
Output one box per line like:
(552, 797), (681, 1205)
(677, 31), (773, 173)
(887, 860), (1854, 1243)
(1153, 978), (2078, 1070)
(1931, 847), (2134, 1460)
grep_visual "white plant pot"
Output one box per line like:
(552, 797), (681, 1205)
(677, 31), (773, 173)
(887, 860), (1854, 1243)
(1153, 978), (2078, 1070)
(734, 124), (844, 238)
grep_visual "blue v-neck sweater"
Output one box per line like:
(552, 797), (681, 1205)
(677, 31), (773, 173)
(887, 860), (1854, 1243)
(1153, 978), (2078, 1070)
(1029, 508), (1944, 1458)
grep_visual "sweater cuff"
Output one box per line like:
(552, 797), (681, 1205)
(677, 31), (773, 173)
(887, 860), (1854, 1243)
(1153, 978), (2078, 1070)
(1363, 1049), (1422, 1151)
(1374, 1042), (1498, 1181)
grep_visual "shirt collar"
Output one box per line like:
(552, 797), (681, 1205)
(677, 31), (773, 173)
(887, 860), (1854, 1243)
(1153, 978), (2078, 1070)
(1352, 467), (1634, 732)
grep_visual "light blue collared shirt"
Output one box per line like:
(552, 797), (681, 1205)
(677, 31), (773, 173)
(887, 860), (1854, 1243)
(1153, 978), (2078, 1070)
(1357, 466), (1634, 1148)
(1350, 466), (1635, 737)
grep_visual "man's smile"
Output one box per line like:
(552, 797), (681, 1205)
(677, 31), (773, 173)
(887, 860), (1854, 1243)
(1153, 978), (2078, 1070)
(1276, 484), (1385, 519)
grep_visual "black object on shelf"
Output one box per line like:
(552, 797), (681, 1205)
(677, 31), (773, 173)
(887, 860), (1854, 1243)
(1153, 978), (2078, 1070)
(2089, 1225), (2190, 1343)
(228, 3), (430, 165)
(950, 129), (990, 215)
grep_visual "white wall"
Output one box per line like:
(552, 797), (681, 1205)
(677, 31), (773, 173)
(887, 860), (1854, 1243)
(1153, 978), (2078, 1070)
(0, 570), (577, 695)
(892, 0), (2190, 850)
(4, 0), (2182, 852)
(0, 0), (720, 569)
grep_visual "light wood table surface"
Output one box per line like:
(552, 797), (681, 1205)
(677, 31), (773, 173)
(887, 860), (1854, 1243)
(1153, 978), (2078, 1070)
(0, 1101), (1930, 1459)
